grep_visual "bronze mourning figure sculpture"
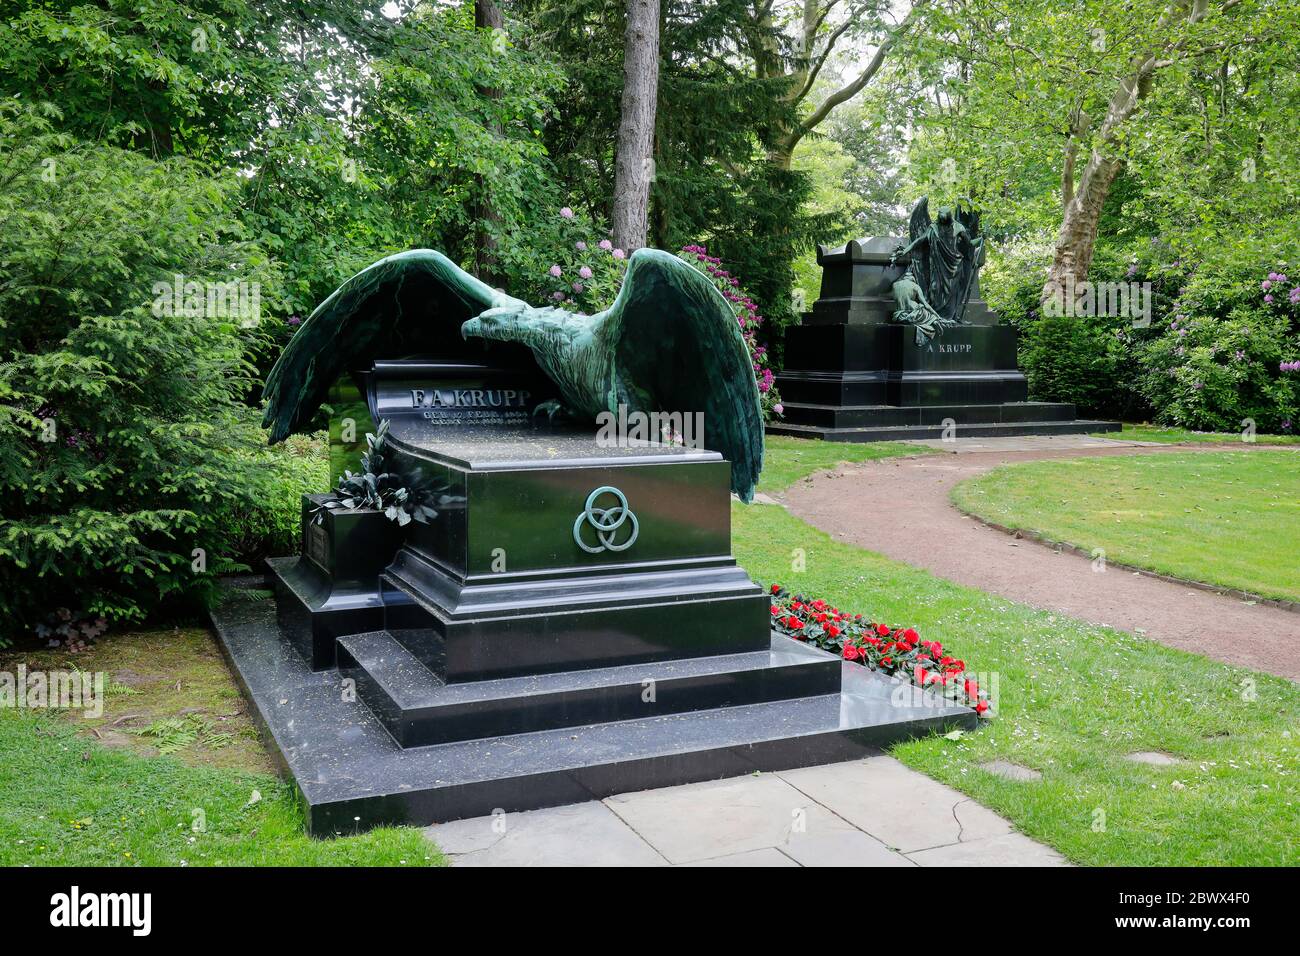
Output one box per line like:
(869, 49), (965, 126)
(888, 198), (986, 345)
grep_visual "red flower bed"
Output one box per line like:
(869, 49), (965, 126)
(769, 584), (990, 716)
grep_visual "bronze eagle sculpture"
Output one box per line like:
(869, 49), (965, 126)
(261, 248), (765, 501)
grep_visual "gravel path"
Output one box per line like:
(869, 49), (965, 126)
(780, 437), (1300, 681)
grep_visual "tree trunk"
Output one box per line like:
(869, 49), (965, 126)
(1040, 0), (1231, 305)
(612, 0), (660, 253)
(474, 0), (505, 284)
(1042, 66), (1154, 307)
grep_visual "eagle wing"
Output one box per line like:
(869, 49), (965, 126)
(603, 249), (765, 501)
(262, 249), (521, 442)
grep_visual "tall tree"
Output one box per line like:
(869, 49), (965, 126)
(474, 0), (507, 283)
(743, 0), (928, 168)
(612, 0), (662, 251)
(901, 0), (1262, 304)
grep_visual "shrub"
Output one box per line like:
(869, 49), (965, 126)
(224, 434), (330, 566)
(0, 100), (284, 644)
(1135, 265), (1299, 433)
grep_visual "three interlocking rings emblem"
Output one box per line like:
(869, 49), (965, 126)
(572, 486), (639, 554)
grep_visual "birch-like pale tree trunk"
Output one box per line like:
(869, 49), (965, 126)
(612, 0), (660, 253)
(1041, 0), (1241, 306)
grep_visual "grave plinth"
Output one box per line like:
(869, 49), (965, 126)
(215, 349), (975, 836)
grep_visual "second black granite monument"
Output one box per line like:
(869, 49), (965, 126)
(771, 199), (1119, 441)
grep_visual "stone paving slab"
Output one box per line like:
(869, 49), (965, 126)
(425, 756), (1066, 866)
(778, 756), (1011, 853)
(907, 831), (1070, 867)
(426, 800), (667, 867)
(681, 848), (800, 867)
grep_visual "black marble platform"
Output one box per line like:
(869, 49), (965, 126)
(337, 629), (843, 747)
(769, 412), (1121, 443)
(211, 581), (976, 836)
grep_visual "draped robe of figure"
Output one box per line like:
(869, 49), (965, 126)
(899, 202), (984, 317)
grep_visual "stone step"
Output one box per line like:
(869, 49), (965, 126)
(337, 629), (843, 748)
(377, 552), (772, 682)
(767, 419), (1121, 443)
(212, 587), (977, 834)
(777, 400), (1079, 430)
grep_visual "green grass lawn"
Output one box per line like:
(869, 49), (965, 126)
(757, 435), (931, 493)
(732, 499), (1300, 866)
(950, 451), (1300, 602)
(0, 629), (444, 866)
(1095, 423), (1300, 445)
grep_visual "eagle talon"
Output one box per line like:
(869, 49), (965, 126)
(533, 399), (569, 424)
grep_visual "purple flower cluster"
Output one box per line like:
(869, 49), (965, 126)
(1261, 270), (1300, 306)
(1280, 360), (1300, 373)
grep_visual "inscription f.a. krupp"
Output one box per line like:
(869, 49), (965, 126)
(933, 342), (972, 354)
(410, 388), (532, 410)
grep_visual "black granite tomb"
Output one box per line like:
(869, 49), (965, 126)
(769, 237), (1120, 441)
(213, 350), (975, 836)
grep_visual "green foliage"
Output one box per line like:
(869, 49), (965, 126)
(224, 434), (329, 565)
(1134, 264), (1299, 433)
(316, 421), (437, 526)
(518, 0), (826, 328)
(0, 1), (567, 317)
(1020, 315), (1127, 417)
(0, 99), (288, 642)
(499, 205), (629, 310)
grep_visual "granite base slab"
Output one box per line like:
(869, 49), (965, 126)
(767, 417), (1121, 443)
(209, 582), (975, 837)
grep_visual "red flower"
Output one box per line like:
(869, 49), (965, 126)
(842, 644), (859, 660)
(964, 678), (979, 697)
(770, 605), (780, 615)
(880, 656), (893, 666)
(827, 624), (840, 638)
(875, 623), (890, 636)
(902, 628), (919, 643)
(770, 583), (781, 594)
(975, 701), (990, 715)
